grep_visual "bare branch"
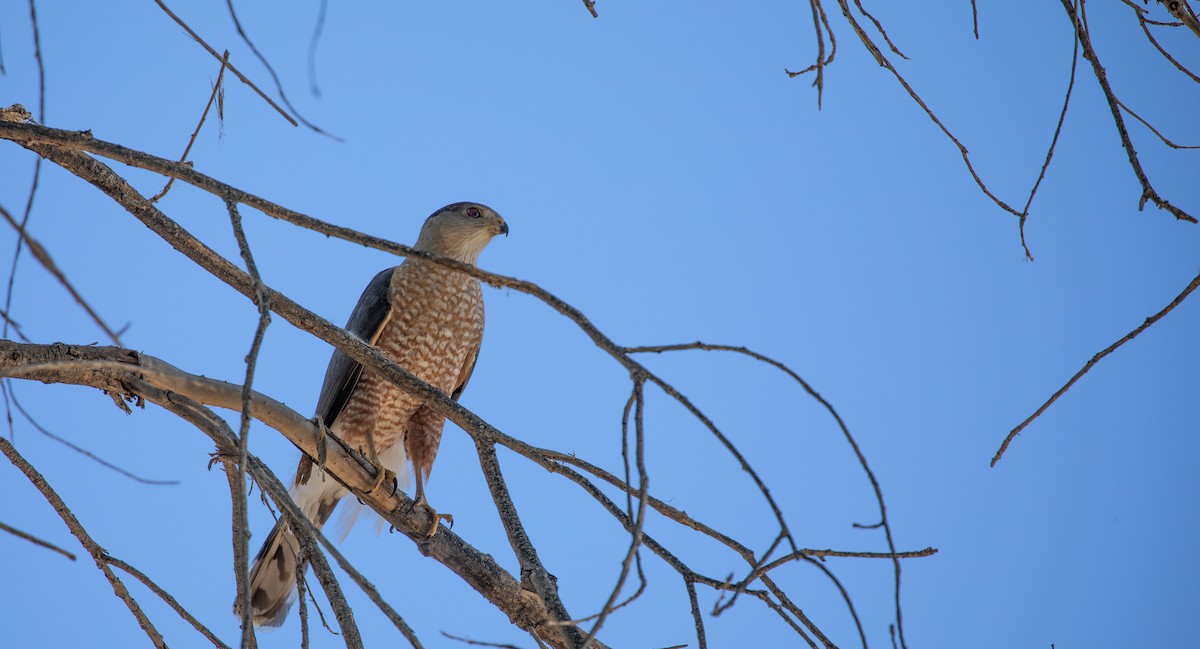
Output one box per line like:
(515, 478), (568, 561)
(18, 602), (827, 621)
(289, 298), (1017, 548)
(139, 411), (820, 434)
(786, 0), (837, 108)
(150, 51), (230, 204)
(0, 435), (167, 647)
(1019, 12), (1079, 261)
(106, 554), (233, 649)
(1135, 10), (1200, 82)
(3, 0), (45, 347)
(9, 386), (179, 484)
(307, 0), (330, 96)
(1117, 98), (1200, 149)
(225, 196), (271, 648)
(0, 519), (76, 560)
(0, 203), (124, 345)
(442, 631), (528, 649)
(474, 441), (586, 648)
(151, 0), (298, 127)
(1062, 0), (1196, 222)
(835, 0), (1023, 227)
(994, 268), (1200, 466)
(579, 377), (649, 646)
(312, 528), (425, 648)
(223, 0), (341, 139)
(0, 341), (593, 649)
(627, 341), (911, 649)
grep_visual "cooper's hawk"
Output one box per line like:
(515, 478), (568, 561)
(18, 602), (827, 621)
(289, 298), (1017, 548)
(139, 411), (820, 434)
(238, 202), (508, 627)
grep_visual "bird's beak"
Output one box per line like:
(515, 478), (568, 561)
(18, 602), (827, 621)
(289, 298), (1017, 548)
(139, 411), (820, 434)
(497, 220), (509, 237)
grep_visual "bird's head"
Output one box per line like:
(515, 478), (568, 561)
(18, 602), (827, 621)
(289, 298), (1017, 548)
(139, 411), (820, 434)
(414, 202), (508, 264)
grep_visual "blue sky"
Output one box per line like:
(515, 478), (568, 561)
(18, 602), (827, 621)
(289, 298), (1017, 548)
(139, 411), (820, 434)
(1, 2), (1197, 648)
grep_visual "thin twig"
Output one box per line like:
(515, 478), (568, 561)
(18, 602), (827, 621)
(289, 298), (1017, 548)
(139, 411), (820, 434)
(152, 0), (298, 127)
(853, 0), (908, 58)
(307, 0), (329, 96)
(224, 0), (341, 139)
(312, 521), (425, 648)
(801, 557), (868, 649)
(150, 51), (230, 203)
(442, 631), (526, 649)
(0, 436), (167, 647)
(220, 456), (256, 649)
(993, 269), (1200, 466)
(1065, 0), (1196, 222)
(580, 377), (650, 645)
(836, 0), (1023, 230)
(9, 387), (178, 484)
(1018, 3), (1080, 260)
(0, 203), (124, 344)
(1117, 98), (1200, 149)
(786, 0), (838, 108)
(106, 553), (232, 649)
(296, 556), (311, 649)
(227, 197), (270, 648)
(684, 578), (708, 649)
(1134, 5), (1200, 82)
(628, 342), (905, 648)
(0, 307), (31, 342)
(475, 441), (586, 648)
(0, 519), (76, 560)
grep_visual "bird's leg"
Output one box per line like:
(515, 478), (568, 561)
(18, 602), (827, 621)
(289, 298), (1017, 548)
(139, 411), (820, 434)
(361, 428), (395, 496)
(411, 471), (452, 537)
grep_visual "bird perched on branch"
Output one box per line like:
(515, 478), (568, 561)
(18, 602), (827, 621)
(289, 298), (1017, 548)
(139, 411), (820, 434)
(237, 202), (508, 627)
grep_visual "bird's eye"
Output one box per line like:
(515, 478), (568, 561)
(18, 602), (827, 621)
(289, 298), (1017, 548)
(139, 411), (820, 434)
(466, 207), (482, 219)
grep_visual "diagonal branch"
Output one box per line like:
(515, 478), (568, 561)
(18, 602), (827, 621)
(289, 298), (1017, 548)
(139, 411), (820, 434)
(1061, 0), (1196, 223)
(0, 435), (167, 647)
(0, 519), (77, 560)
(993, 268), (1200, 466)
(0, 201), (124, 345)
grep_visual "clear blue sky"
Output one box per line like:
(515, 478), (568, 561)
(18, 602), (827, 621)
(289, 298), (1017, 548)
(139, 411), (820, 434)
(1, 2), (1196, 648)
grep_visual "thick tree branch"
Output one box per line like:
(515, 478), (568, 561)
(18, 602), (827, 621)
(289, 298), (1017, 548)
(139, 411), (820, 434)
(0, 340), (590, 649)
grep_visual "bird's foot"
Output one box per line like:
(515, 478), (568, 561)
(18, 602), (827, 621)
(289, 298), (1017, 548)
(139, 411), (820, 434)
(362, 466), (397, 496)
(411, 496), (453, 537)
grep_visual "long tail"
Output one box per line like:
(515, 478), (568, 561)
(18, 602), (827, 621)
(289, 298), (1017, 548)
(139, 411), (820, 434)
(236, 439), (409, 626)
(240, 518), (302, 627)
(235, 464), (347, 627)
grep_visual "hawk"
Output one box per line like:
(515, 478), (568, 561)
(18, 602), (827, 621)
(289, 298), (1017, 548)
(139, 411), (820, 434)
(238, 202), (508, 627)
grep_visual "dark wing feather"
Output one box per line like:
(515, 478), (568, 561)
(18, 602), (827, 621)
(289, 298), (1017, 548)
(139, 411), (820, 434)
(314, 267), (395, 425)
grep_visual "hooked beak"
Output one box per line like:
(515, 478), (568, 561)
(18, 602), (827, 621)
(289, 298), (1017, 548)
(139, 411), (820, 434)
(497, 219), (509, 237)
